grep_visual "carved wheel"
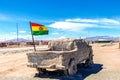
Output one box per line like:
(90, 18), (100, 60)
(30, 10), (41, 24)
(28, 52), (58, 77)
(85, 53), (94, 67)
(64, 60), (77, 75)
(36, 68), (46, 74)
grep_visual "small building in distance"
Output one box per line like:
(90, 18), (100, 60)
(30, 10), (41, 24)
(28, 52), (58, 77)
(39, 40), (50, 45)
(94, 39), (113, 43)
(0, 42), (7, 47)
(26, 40), (39, 45)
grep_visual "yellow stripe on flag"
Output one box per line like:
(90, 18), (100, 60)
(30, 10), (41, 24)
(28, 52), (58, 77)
(32, 26), (48, 31)
(32, 26), (40, 31)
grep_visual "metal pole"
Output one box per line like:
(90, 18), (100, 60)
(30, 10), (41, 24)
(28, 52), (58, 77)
(16, 23), (19, 46)
(30, 21), (36, 51)
(119, 37), (120, 49)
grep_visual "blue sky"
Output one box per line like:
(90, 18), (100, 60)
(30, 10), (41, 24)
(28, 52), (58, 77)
(0, 0), (120, 41)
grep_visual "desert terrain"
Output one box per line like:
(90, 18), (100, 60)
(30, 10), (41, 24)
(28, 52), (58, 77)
(0, 43), (120, 80)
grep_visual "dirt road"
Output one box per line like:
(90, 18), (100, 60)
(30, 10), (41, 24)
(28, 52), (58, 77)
(85, 43), (120, 80)
(0, 43), (120, 80)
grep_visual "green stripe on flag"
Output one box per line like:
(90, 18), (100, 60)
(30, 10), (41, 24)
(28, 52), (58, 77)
(32, 30), (48, 35)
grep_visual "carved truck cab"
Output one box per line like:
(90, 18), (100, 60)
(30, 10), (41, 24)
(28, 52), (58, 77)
(27, 38), (93, 75)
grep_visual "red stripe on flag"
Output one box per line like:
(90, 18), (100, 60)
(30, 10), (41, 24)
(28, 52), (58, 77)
(31, 22), (43, 26)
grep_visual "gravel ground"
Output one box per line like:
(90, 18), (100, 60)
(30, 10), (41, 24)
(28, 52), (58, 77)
(85, 71), (120, 80)
(0, 45), (48, 54)
(0, 43), (120, 80)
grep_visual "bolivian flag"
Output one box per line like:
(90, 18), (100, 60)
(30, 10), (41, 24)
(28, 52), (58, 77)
(30, 22), (48, 35)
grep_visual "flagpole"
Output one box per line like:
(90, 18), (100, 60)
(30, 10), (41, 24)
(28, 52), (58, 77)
(119, 37), (120, 49)
(30, 21), (36, 51)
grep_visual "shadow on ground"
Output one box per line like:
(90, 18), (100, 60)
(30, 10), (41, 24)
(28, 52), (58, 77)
(34, 63), (103, 80)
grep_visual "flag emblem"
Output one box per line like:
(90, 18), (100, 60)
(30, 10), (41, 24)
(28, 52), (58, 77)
(30, 22), (48, 35)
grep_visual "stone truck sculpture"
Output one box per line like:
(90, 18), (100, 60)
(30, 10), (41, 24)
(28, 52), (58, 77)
(27, 38), (94, 75)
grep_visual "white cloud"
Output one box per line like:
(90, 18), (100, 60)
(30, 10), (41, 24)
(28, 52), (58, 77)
(10, 31), (26, 35)
(49, 21), (95, 31)
(19, 30), (26, 33)
(52, 32), (59, 35)
(65, 18), (99, 23)
(48, 18), (120, 32)
(0, 13), (55, 23)
(0, 14), (12, 21)
(57, 36), (66, 39)
(65, 18), (120, 24)
(0, 34), (31, 41)
(100, 18), (120, 24)
(10, 32), (16, 34)
(18, 35), (31, 39)
(0, 14), (29, 22)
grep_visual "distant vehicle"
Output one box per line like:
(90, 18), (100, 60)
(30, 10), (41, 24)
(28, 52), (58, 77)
(27, 38), (94, 75)
(0, 43), (7, 47)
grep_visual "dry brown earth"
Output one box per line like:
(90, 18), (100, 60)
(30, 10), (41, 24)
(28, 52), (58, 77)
(0, 43), (120, 80)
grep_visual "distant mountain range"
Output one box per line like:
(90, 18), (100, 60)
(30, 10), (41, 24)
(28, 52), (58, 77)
(2, 36), (120, 42)
(86, 36), (119, 41)
(5, 38), (26, 42)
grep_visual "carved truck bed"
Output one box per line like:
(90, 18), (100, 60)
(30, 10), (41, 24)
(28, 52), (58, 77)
(27, 38), (93, 75)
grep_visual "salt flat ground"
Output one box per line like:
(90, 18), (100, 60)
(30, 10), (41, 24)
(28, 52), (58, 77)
(0, 43), (120, 80)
